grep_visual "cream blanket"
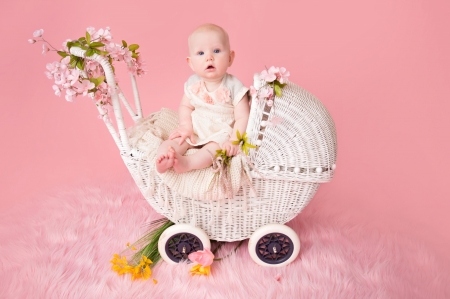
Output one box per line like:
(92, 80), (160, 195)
(127, 108), (252, 201)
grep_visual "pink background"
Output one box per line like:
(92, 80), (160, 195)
(2, 0), (449, 265)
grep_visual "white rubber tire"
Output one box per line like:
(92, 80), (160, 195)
(158, 224), (211, 265)
(248, 224), (300, 267)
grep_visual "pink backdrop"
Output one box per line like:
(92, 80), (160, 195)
(2, 0), (450, 264)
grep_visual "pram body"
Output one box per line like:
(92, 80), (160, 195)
(70, 47), (337, 267)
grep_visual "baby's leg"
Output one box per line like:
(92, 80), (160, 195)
(156, 138), (191, 173)
(173, 142), (220, 174)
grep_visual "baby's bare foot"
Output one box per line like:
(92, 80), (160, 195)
(172, 150), (190, 174)
(156, 147), (175, 173)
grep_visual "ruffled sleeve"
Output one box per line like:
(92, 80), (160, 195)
(224, 74), (249, 106)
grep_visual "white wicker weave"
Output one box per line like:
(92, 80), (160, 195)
(70, 47), (336, 242)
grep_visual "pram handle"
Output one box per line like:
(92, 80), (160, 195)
(69, 46), (144, 153)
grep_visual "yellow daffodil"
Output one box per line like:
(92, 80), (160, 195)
(110, 254), (153, 281)
(190, 264), (211, 276)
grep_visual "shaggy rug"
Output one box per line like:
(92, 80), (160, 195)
(1, 180), (448, 299)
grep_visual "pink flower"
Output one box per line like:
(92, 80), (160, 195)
(215, 86), (230, 103)
(67, 69), (80, 86)
(52, 85), (61, 97)
(87, 27), (112, 42)
(188, 248), (214, 267)
(42, 43), (49, 55)
(189, 81), (204, 96)
(94, 28), (112, 42)
(275, 67), (290, 84)
(202, 92), (213, 104)
(74, 80), (95, 96)
(28, 39), (36, 44)
(85, 60), (99, 72)
(258, 87), (273, 101)
(65, 88), (77, 102)
(260, 69), (276, 82)
(33, 29), (44, 38)
(249, 86), (257, 97)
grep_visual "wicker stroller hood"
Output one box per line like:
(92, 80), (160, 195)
(247, 75), (337, 183)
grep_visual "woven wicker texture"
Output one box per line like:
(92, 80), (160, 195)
(122, 151), (319, 241)
(247, 75), (337, 182)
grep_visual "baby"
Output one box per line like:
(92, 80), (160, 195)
(156, 24), (250, 174)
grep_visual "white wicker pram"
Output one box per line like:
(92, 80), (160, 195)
(70, 47), (337, 267)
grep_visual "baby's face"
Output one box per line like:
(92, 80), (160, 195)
(187, 29), (234, 82)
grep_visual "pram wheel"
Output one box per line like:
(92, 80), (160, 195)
(248, 224), (300, 267)
(158, 224), (211, 265)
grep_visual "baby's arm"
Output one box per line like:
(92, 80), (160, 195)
(222, 93), (250, 156)
(169, 94), (196, 144)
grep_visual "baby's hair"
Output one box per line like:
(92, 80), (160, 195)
(188, 24), (231, 51)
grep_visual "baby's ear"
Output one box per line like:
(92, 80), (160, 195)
(229, 51), (235, 66)
(186, 56), (194, 70)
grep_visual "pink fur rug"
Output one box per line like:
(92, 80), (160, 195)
(1, 180), (448, 299)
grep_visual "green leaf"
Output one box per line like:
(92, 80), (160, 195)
(131, 52), (138, 59)
(86, 48), (94, 57)
(69, 55), (77, 68)
(76, 59), (85, 70)
(274, 84), (282, 97)
(86, 31), (91, 44)
(128, 44), (139, 51)
(122, 40), (127, 47)
(66, 41), (74, 49)
(80, 45), (88, 50)
(89, 76), (106, 87)
(78, 37), (86, 43)
(57, 51), (69, 58)
(89, 42), (105, 48)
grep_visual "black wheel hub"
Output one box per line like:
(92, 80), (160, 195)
(165, 233), (203, 263)
(255, 233), (294, 264)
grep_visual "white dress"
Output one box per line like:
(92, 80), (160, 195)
(184, 73), (249, 147)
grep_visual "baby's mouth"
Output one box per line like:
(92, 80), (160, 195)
(206, 65), (215, 70)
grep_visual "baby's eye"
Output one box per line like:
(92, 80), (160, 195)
(197, 51), (204, 55)
(213, 49), (220, 53)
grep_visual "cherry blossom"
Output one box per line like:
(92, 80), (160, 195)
(275, 67), (290, 84)
(87, 27), (112, 42)
(31, 27), (146, 115)
(67, 69), (80, 86)
(65, 88), (77, 102)
(33, 29), (44, 38)
(259, 69), (276, 82)
(42, 43), (49, 55)
(74, 80), (95, 96)
(52, 85), (61, 97)
(258, 87), (273, 101)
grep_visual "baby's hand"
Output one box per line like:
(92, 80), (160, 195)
(222, 140), (240, 156)
(169, 125), (196, 145)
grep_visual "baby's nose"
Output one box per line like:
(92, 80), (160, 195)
(206, 53), (214, 61)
